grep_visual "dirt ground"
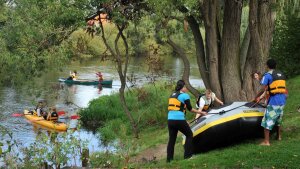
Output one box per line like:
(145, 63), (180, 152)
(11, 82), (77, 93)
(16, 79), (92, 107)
(130, 144), (167, 164)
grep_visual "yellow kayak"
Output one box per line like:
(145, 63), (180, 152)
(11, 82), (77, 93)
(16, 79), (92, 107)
(24, 110), (68, 131)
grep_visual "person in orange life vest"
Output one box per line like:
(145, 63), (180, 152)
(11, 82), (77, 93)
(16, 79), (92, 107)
(195, 89), (224, 119)
(47, 107), (58, 122)
(167, 80), (207, 162)
(254, 58), (287, 146)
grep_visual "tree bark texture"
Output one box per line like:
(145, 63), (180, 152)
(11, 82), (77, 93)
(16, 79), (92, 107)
(185, 15), (211, 89)
(167, 38), (199, 97)
(220, 0), (243, 102)
(202, 0), (223, 99)
(240, 26), (250, 77)
(242, 0), (276, 100)
(257, 0), (276, 72)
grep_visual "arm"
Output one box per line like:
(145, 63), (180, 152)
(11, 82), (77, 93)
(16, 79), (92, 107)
(254, 73), (269, 101)
(184, 99), (207, 116)
(214, 97), (224, 105)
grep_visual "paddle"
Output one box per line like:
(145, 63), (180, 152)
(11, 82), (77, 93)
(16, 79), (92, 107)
(28, 115), (79, 122)
(12, 111), (66, 117)
(70, 115), (80, 120)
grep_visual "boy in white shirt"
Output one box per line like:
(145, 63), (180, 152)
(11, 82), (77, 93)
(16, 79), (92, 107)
(195, 89), (224, 119)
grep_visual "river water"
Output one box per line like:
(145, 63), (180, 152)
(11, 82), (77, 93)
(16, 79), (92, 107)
(0, 56), (203, 166)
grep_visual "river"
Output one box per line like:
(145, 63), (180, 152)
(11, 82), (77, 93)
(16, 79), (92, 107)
(0, 55), (204, 167)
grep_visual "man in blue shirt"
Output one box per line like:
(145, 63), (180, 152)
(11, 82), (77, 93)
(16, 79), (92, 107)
(255, 59), (287, 146)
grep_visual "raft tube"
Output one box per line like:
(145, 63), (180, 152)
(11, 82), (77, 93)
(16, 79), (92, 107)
(183, 102), (265, 153)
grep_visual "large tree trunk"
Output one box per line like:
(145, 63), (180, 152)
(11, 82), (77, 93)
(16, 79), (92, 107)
(242, 0), (262, 101)
(240, 26), (250, 77)
(202, 0), (222, 99)
(185, 15), (211, 89)
(257, 0), (276, 72)
(220, 0), (243, 102)
(167, 38), (199, 97)
(242, 0), (276, 100)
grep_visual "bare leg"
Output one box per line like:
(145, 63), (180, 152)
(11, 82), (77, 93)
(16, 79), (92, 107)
(277, 126), (282, 141)
(260, 129), (270, 146)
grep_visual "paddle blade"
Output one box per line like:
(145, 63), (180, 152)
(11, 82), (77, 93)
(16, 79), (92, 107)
(58, 111), (66, 116)
(12, 113), (24, 117)
(70, 115), (80, 120)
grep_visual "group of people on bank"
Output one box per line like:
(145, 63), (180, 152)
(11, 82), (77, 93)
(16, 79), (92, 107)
(167, 58), (287, 162)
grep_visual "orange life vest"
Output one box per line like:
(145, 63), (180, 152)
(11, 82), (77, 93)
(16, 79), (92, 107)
(168, 92), (186, 113)
(268, 70), (286, 95)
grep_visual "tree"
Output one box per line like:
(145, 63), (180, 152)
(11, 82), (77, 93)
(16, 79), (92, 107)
(0, 0), (89, 85)
(271, 0), (300, 78)
(150, 0), (277, 102)
(87, 1), (148, 138)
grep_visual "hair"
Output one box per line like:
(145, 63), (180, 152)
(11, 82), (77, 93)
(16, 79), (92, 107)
(252, 71), (261, 78)
(205, 89), (212, 94)
(51, 107), (56, 112)
(175, 80), (185, 91)
(266, 59), (276, 69)
(73, 70), (77, 74)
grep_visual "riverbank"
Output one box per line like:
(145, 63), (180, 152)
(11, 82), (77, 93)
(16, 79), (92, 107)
(85, 76), (300, 168)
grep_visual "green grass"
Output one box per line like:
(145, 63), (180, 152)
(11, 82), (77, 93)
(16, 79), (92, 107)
(133, 76), (300, 168)
(88, 76), (300, 168)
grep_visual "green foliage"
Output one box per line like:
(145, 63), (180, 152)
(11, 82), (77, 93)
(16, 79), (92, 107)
(0, 125), (22, 168)
(90, 151), (122, 168)
(271, 13), (300, 78)
(79, 82), (172, 131)
(79, 94), (125, 129)
(0, 0), (90, 86)
(22, 130), (88, 168)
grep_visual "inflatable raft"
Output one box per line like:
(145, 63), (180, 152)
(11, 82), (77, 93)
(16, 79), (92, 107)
(24, 110), (68, 131)
(58, 78), (113, 86)
(183, 102), (265, 153)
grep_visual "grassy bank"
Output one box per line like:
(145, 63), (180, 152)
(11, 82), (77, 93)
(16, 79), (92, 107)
(81, 76), (300, 168)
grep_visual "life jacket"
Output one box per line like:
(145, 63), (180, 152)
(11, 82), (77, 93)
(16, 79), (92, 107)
(267, 70), (286, 95)
(48, 112), (58, 122)
(71, 74), (77, 80)
(168, 92), (186, 113)
(32, 109), (38, 116)
(196, 94), (212, 111)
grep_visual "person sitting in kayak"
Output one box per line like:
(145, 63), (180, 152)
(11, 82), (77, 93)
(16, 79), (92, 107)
(96, 72), (103, 82)
(47, 107), (58, 122)
(32, 100), (47, 117)
(67, 70), (78, 80)
(195, 89), (224, 119)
